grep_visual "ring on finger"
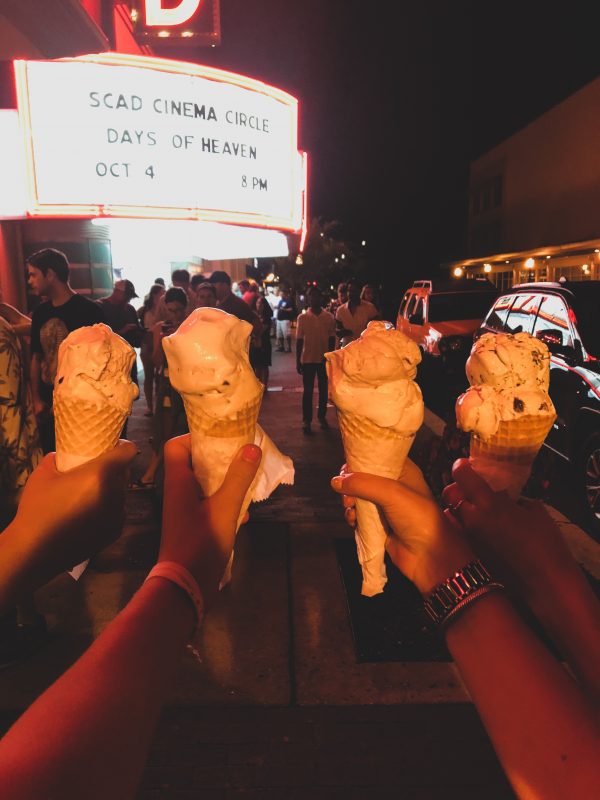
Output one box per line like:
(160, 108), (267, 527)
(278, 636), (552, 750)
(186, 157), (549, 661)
(448, 499), (465, 516)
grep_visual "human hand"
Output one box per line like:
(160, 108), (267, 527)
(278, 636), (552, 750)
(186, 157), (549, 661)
(0, 441), (136, 611)
(296, 362), (303, 375)
(160, 435), (262, 606)
(331, 460), (474, 594)
(442, 459), (576, 603)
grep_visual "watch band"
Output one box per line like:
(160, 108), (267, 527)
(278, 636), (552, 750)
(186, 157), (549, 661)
(423, 560), (504, 629)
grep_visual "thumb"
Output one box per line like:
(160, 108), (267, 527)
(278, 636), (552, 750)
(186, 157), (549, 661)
(215, 444), (262, 518)
(331, 471), (408, 508)
(451, 458), (498, 509)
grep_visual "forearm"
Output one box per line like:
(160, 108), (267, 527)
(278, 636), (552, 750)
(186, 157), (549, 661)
(445, 593), (600, 799)
(527, 562), (600, 705)
(0, 579), (195, 800)
(296, 338), (303, 363)
(0, 302), (29, 327)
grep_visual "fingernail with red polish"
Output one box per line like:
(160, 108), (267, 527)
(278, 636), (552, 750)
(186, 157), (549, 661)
(242, 444), (261, 463)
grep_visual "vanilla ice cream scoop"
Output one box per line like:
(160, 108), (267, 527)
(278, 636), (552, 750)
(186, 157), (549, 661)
(54, 323), (138, 411)
(327, 321), (423, 429)
(163, 307), (262, 417)
(326, 321), (424, 596)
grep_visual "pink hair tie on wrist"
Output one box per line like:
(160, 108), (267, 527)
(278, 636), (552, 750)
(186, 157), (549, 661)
(145, 561), (204, 633)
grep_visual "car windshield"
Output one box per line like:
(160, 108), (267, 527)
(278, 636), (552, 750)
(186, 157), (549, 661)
(428, 292), (497, 323)
(572, 284), (600, 358)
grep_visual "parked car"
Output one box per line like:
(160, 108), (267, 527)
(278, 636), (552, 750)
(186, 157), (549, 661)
(477, 281), (600, 537)
(396, 278), (498, 390)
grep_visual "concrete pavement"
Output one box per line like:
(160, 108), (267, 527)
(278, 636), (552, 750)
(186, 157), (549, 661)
(2, 346), (599, 797)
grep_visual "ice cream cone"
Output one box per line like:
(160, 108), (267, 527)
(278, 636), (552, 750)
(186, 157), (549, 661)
(456, 332), (556, 499)
(54, 397), (128, 472)
(52, 323), (138, 578)
(164, 307), (294, 588)
(338, 410), (416, 595)
(326, 321), (424, 596)
(469, 413), (555, 497)
(182, 388), (263, 497)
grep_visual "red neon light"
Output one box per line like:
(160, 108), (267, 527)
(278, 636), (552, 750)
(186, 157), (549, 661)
(145, 0), (203, 27)
(13, 54), (305, 232)
(299, 152), (308, 252)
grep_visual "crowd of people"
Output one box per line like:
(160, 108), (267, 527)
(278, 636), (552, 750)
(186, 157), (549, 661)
(1, 248), (598, 798)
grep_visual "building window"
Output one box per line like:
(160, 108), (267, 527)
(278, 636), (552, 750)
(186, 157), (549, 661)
(490, 270), (513, 291)
(553, 265), (591, 282)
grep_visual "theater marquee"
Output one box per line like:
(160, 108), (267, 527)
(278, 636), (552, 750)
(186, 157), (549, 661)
(13, 53), (306, 234)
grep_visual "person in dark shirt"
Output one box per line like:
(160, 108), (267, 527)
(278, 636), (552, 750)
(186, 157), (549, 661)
(97, 280), (143, 347)
(27, 248), (105, 453)
(98, 279), (144, 389)
(276, 287), (298, 352)
(208, 271), (261, 329)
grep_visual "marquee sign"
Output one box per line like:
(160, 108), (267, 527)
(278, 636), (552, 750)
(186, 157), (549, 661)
(130, 0), (221, 46)
(13, 53), (306, 234)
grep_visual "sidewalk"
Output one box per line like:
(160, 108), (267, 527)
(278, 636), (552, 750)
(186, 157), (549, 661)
(6, 347), (598, 797)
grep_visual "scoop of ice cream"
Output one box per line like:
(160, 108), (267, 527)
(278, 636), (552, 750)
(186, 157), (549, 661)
(163, 307), (262, 416)
(455, 385), (501, 439)
(466, 332), (550, 391)
(326, 321), (423, 429)
(457, 332), (555, 438)
(54, 323), (138, 410)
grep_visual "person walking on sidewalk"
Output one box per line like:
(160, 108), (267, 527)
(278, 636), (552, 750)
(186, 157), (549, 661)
(335, 279), (378, 348)
(276, 287), (297, 352)
(296, 287), (335, 436)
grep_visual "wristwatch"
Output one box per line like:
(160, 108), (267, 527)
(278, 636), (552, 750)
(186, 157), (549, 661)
(423, 560), (504, 629)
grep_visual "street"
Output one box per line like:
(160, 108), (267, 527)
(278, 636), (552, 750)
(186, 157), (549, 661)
(1, 348), (598, 798)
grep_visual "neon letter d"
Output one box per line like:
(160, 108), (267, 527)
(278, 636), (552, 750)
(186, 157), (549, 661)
(145, 0), (202, 27)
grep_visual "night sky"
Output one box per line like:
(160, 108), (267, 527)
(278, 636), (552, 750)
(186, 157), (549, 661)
(162, 1), (599, 285)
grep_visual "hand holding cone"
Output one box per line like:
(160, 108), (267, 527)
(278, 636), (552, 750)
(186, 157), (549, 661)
(53, 323), (138, 578)
(326, 321), (424, 596)
(164, 307), (293, 586)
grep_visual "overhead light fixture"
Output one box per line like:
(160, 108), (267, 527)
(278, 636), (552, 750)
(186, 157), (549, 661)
(158, 30), (171, 38)
(483, 263), (492, 273)
(525, 257), (535, 269)
(453, 266), (464, 278)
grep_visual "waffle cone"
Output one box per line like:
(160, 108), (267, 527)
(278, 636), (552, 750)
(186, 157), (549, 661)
(469, 413), (555, 497)
(54, 397), (127, 472)
(183, 389), (263, 498)
(183, 390), (263, 440)
(338, 410), (416, 596)
(183, 389), (264, 589)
